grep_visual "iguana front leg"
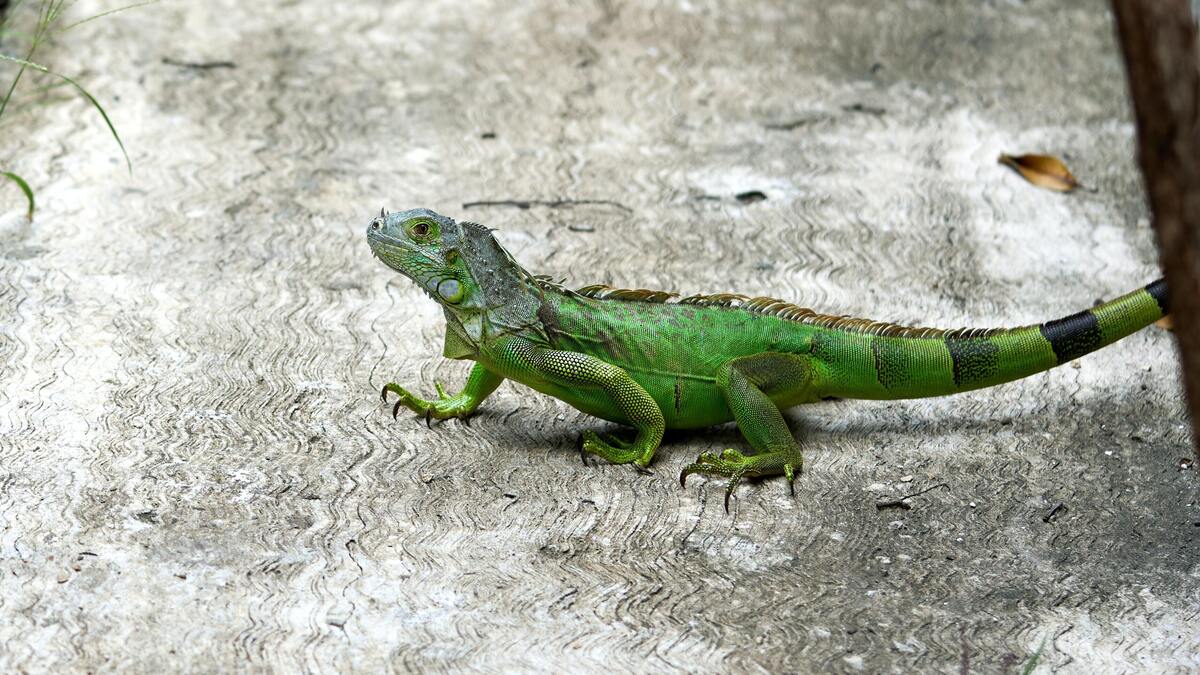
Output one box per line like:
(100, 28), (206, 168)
(382, 362), (503, 424)
(499, 337), (666, 469)
(681, 352), (814, 511)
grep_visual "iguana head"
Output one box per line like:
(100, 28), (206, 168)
(366, 208), (542, 348)
(366, 208), (478, 307)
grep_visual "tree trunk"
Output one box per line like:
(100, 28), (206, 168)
(1111, 0), (1200, 463)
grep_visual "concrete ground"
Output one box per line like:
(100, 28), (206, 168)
(1, 0), (1198, 672)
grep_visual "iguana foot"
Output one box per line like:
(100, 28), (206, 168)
(679, 448), (802, 512)
(381, 382), (474, 424)
(578, 429), (653, 473)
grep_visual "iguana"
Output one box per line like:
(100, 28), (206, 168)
(367, 208), (1169, 510)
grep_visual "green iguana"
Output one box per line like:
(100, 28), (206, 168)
(368, 208), (1169, 510)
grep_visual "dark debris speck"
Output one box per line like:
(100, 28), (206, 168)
(134, 510), (159, 524)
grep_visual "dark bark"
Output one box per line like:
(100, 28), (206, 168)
(1112, 0), (1200, 462)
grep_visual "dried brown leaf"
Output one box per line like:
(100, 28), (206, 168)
(998, 153), (1080, 192)
(1155, 315), (1174, 331)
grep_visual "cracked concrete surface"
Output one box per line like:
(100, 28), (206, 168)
(1, 0), (1198, 672)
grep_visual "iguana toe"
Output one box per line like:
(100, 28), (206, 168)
(381, 381), (474, 424)
(579, 429), (653, 468)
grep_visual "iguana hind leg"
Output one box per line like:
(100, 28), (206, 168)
(382, 362), (503, 424)
(680, 352), (814, 511)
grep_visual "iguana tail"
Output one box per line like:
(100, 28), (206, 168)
(821, 279), (1170, 400)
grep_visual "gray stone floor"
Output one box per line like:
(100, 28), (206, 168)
(1, 0), (1197, 672)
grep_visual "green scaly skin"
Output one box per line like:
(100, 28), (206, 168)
(367, 208), (1170, 511)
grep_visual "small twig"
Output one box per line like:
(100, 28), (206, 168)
(763, 116), (826, 131)
(461, 198), (632, 214)
(1042, 502), (1068, 523)
(161, 57), (236, 70)
(842, 102), (886, 116)
(875, 482), (949, 510)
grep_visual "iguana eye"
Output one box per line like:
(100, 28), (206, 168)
(411, 221), (430, 237)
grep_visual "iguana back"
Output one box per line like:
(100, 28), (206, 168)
(541, 278), (1167, 404)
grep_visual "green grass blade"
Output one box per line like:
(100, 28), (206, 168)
(2, 170), (36, 219)
(0, 43), (39, 120)
(47, 0), (73, 25)
(58, 0), (161, 32)
(1020, 636), (1047, 675)
(0, 53), (131, 173)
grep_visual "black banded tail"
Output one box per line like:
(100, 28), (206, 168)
(1036, 278), (1168, 366)
(831, 279), (1170, 400)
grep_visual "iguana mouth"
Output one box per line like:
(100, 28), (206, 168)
(365, 230), (412, 274)
(366, 229), (406, 251)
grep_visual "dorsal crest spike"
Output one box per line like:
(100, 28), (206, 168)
(568, 283), (1014, 339)
(461, 221), (493, 236)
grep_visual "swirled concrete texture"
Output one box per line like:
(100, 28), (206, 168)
(0, 0), (1197, 672)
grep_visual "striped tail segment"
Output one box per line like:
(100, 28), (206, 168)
(833, 279), (1169, 400)
(944, 278), (1169, 394)
(1038, 278), (1169, 363)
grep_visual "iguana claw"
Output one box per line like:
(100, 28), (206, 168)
(723, 470), (746, 512)
(381, 381), (476, 424)
(680, 447), (802, 512)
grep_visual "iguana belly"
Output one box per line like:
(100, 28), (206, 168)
(520, 370), (735, 430)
